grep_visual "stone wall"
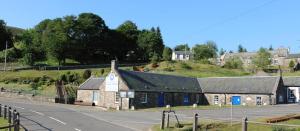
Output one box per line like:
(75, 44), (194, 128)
(77, 90), (93, 103)
(204, 93), (273, 106)
(98, 70), (130, 110)
(131, 92), (203, 109)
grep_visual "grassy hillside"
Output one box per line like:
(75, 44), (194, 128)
(144, 61), (251, 78)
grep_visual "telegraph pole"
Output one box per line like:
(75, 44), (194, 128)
(4, 41), (8, 71)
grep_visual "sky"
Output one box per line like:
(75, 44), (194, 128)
(1, 0), (300, 53)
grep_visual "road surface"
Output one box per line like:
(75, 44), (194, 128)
(1, 97), (300, 131)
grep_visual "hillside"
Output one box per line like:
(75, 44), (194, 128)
(143, 61), (251, 78)
(6, 26), (24, 36)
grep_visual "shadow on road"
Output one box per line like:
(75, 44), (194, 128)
(20, 115), (53, 131)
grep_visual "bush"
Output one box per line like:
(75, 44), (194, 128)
(83, 69), (92, 79)
(180, 62), (192, 70)
(163, 67), (174, 72)
(272, 126), (296, 131)
(289, 60), (295, 68)
(224, 57), (243, 69)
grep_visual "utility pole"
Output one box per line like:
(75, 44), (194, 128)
(4, 41), (8, 71)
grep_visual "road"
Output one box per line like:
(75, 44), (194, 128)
(1, 97), (300, 131)
(0, 97), (136, 131)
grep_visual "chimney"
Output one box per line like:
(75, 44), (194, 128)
(111, 60), (118, 71)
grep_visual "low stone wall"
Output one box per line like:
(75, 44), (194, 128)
(0, 91), (55, 103)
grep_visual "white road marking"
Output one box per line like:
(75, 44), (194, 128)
(30, 110), (44, 116)
(49, 116), (66, 125)
(74, 128), (81, 131)
(14, 106), (25, 109)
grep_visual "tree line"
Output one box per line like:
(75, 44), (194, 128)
(0, 13), (165, 65)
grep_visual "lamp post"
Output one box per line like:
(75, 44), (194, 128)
(4, 41), (8, 71)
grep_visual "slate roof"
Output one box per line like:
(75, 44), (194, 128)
(173, 51), (193, 55)
(287, 54), (300, 59)
(283, 77), (300, 87)
(78, 77), (105, 90)
(117, 69), (201, 93)
(197, 76), (280, 94)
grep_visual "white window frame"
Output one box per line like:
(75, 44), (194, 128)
(115, 92), (120, 103)
(214, 95), (219, 105)
(256, 96), (262, 105)
(140, 93), (148, 103)
(289, 89), (295, 98)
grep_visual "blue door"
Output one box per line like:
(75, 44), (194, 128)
(158, 93), (165, 107)
(183, 94), (189, 105)
(232, 96), (241, 105)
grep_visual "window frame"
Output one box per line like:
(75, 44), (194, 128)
(214, 95), (219, 105)
(140, 93), (148, 104)
(115, 92), (120, 103)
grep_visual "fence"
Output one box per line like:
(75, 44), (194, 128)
(0, 104), (27, 131)
(160, 111), (300, 131)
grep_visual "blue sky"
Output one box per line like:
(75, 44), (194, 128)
(1, 0), (300, 53)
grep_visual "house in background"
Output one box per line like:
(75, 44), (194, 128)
(219, 47), (300, 68)
(171, 51), (193, 61)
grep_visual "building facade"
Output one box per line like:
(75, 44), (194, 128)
(172, 51), (193, 61)
(219, 48), (300, 68)
(76, 61), (298, 110)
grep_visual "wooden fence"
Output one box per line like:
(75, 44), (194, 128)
(0, 104), (27, 131)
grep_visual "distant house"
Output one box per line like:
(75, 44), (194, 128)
(171, 51), (193, 61)
(219, 47), (300, 68)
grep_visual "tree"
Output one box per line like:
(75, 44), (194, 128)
(42, 18), (69, 65)
(74, 13), (109, 63)
(229, 50), (234, 53)
(137, 29), (164, 61)
(193, 44), (217, 60)
(162, 47), (172, 61)
(269, 45), (274, 51)
(238, 44), (247, 53)
(253, 47), (271, 68)
(0, 20), (13, 51)
(289, 60), (295, 69)
(174, 44), (190, 51)
(224, 57), (243, 69)
(206, 41), (218, 54)
(219, 48), (225, 56)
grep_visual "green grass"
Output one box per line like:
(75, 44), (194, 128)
(0, 117), (9, 128)
(138, 105), (257, 112)
(152, 119), (300, 131)
(146, 61), (251, 78)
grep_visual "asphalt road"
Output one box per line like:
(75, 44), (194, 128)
(1, 97), (300, 131)
(0, 97), (135, 131)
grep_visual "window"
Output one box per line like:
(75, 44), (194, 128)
(140, 93), (147, 103)
(289, 89), (295, 98)
(214, 95), (219, 105)
(177, 54), (180, 59)
(256, 97), (262, 105)
(183, 54), (186, 59)
(115, 92), (120, 103)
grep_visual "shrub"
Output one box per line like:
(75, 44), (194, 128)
(163, 67), (174, 72)
(180, 62), (192, 70)
(83, 69), (92, 79)
(100, 69), (105, 75)
(224, 57), (243, 69)
(289, 60), (295, 68)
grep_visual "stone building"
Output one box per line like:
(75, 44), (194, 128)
(76, 60), (294, 109)
(219, 47), (300, 68)
(77, 77), (104, 106)
(198, 76), (287, 106)
(98, 60), (202, 109)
